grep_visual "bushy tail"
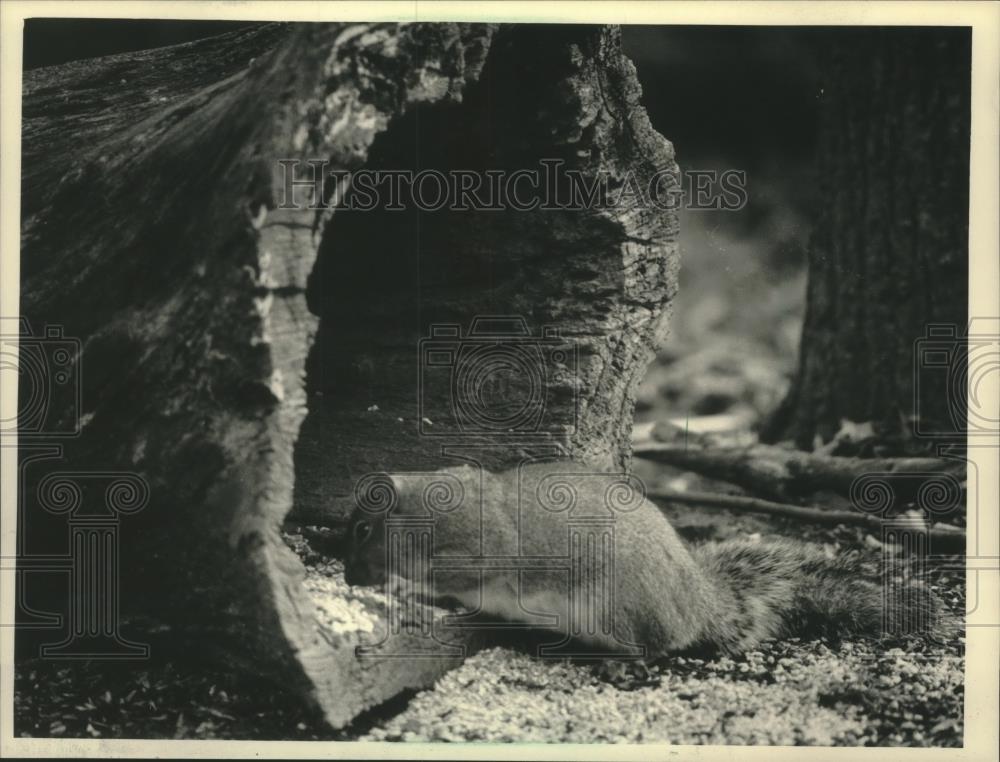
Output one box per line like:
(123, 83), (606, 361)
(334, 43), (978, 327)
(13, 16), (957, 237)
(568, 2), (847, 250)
(691, 539), (948, 654)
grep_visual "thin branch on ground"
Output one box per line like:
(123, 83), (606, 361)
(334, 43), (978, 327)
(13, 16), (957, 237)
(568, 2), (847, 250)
(634, 440), (964, 502)
(646, 488), (966, 551)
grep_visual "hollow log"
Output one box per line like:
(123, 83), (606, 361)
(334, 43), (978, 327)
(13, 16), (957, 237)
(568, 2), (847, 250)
(17, 22), (678, 729)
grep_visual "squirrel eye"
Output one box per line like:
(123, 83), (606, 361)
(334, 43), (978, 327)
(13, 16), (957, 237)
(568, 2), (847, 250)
(354, 520), (373, 543)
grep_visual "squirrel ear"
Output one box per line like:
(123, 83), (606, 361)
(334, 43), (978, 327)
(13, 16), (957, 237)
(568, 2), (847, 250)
(386, 472), (407, 494)
(442, 462), (477, 476)
(442, 463), (482, 490)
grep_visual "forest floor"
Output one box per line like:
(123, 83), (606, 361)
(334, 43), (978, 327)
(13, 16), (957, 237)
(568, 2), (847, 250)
(13, 508), (966, 745)
(346, 495), (965, 745)
(13, 211), (966, 745)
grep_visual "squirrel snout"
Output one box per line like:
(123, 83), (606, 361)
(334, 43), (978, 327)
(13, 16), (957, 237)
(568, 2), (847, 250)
(344, 555), (384, 587)
(343, 563), (363, 586)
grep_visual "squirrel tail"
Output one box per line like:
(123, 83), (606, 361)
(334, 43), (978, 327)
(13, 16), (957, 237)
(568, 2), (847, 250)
(690, 538), (947, 654)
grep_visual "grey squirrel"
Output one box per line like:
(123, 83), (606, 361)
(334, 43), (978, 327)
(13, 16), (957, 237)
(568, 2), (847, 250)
(344, 461), (945, 658)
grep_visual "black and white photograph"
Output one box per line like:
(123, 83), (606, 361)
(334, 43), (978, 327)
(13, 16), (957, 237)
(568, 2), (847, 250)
(1, 1), (998, 755)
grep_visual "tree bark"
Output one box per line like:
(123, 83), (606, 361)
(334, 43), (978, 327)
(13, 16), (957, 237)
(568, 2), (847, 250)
(762, 29), (970, 453)
(293, 24), (679, 526)
(17, 22), (678, 729)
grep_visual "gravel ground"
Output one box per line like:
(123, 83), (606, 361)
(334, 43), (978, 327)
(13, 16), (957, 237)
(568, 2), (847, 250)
(14, 505), (965, 745)
(295, 510), (965, 746)
(360, 637), (962, 745)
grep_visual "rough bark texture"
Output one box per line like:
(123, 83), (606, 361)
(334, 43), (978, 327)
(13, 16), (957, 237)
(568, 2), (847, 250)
(294, 24), (679, 525)
(762, 29), (971, 453)
(17, 22), (678, 729)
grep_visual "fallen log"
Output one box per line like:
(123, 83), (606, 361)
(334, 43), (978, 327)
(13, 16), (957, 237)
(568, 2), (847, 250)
(17, 22), (679, 729)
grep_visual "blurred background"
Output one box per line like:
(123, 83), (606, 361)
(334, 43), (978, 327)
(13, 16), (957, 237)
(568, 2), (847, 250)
(623, 27), (823, 434)
(24, 20), (823, 433)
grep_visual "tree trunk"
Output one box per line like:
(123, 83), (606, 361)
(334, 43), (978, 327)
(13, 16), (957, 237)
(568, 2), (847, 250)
(16, 22), (678, 729)
(762, 29), (970, 453)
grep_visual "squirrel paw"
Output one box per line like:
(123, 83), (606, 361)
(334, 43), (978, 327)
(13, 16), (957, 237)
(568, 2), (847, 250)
(590, 659), (657, 689)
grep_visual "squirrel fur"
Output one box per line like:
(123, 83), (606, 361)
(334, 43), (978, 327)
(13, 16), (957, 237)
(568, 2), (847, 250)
(344, 460), (944, 658)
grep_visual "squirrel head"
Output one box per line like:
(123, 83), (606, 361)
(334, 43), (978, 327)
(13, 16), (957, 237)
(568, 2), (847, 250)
(343, 465), (482, 588)
(342, 503), (389, 587)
